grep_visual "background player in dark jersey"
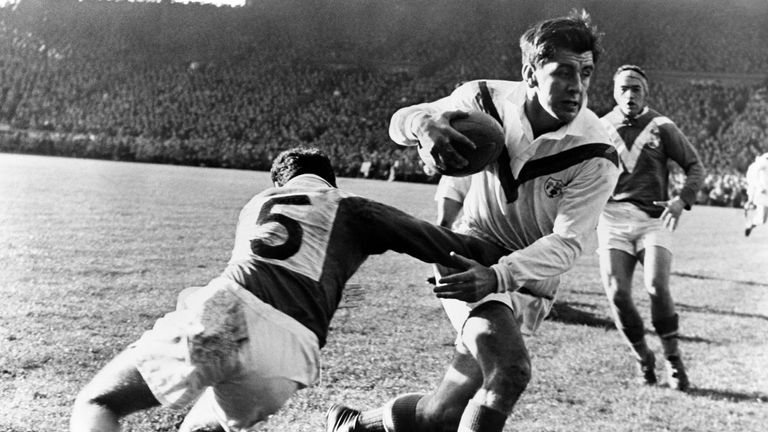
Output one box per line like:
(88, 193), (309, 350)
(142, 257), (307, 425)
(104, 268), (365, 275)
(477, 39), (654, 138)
(69, 147), (506, 432)
(597, 65), (704, 391)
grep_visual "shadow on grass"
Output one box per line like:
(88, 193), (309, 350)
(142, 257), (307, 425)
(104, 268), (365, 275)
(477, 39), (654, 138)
(677, 303), (768, 322)
(547, 302), (714, 344)
(567, 289), (768, 322)
(672, 271), (768, 288)
(676, 334), (712, 344)
(687, 387), (768, 403)
(547, 301), (615, 330)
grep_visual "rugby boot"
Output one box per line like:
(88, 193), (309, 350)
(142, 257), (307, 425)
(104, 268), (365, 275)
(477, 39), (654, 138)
(665, 355), (690, 391)
(636, 351), (657, 385)
(326, 403), (361, 432)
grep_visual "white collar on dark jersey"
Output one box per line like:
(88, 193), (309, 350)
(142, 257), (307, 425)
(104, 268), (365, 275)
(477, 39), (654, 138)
(621, 106), (650, 124)
(282, 174), (335, 189)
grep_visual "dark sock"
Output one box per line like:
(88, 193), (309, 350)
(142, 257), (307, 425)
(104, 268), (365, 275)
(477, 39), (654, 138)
(383, 393), (423, 432)
(653, 314), (681, 357)
(457, 400), (507, 432)
(620, 324), (651, 360)
(621, 323), (646, 345)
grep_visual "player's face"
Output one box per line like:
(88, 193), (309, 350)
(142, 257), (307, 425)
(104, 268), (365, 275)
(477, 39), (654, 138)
(613, 74), (647, 117)
(530, 48), (595, 123)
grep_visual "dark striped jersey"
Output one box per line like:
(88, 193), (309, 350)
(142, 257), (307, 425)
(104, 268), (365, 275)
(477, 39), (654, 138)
(602, 106), (705, 217)
(220, 174), (505, 347)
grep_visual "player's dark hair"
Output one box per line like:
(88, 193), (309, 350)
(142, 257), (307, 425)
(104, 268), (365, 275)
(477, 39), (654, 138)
(614, 64), (648, 80)
(270, 146), (337, 187)
(520, 9), (603, 67)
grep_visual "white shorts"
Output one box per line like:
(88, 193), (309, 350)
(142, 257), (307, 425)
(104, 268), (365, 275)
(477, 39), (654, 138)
(596, 202), (673, 256)
(748, 204), (768, 226)
(436, 265), (558, 338)
(441, 291), (555, 341)
(131, 277), (320, 429)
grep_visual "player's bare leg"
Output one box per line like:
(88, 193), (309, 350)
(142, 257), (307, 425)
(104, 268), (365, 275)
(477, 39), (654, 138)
(70, 349), (160, 432)
(414, 352), (483, 430)
(744, 202), (756, 236)
(451, 302), (530, 431)
(182, 376), (300, 432)
(642, 246), (689, 391)
(327, 355), (480, 432)
(334, 302), (530, 432)
(600, 249), (657, 384)
(332, 356), (481, 432)
(746, 205), (768, 236)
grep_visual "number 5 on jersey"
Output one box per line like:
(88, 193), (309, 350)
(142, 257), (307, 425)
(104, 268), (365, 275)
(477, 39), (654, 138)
(250, 194), (311, 260)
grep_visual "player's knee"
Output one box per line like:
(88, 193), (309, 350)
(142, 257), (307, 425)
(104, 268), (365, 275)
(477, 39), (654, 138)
(489, 355), (531, 393)
(606, 281), (633, 306)
(475, 357), (531, 414)
(645, 279), (670, 298)
(72, 383), (120, 420)
(471, 333), (531, 394)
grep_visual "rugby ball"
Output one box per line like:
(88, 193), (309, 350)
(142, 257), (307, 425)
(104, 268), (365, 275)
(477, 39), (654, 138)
(432, 111), (506, 177)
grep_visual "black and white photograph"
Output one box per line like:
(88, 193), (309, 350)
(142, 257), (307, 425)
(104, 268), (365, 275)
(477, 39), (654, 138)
(1, 0), (766, 431)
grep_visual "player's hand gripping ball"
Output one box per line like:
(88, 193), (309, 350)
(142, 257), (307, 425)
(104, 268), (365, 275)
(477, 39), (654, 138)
(426, 111), (505, 177)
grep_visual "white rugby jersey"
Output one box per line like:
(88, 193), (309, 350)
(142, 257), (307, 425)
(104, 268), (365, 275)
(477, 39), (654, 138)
(746, 154), (768, 206)
(390, 80), (620, 298)
(222, 174), (505, 346)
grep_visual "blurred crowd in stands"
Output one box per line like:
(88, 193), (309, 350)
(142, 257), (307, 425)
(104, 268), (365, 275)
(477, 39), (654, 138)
(1, 0), (767, 206)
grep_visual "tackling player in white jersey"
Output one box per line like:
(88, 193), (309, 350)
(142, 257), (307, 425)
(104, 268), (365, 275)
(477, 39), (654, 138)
(744, 152), (768, 237)
(69, 147), (509, 432)
(328, 11), (620, 432)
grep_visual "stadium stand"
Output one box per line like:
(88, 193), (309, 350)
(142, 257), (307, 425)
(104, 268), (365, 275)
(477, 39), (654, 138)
(0, 0), (766, 203)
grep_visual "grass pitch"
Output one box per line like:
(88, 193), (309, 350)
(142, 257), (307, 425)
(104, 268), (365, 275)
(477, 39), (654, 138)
(1, 153), (767, 432)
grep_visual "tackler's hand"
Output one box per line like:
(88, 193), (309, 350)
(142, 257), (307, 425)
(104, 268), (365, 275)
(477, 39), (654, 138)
(653, 197), (686, 232)
(414, 111), (475, 173)
(432, 252), (498, 303)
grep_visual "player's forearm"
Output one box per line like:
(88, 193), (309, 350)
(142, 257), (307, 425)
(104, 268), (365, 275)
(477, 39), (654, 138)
(389, 82), (480, 146)
(491, 233), (583, 296)
(359, 198), (500, 267)
(436, 197), (463, 228)
(389, 105), (437, 146)
(678, 161), (705, 208)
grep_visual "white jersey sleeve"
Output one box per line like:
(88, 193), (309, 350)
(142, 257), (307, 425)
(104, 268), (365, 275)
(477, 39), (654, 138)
(491, 156), (619, 295)
(435, 175), (472, 203)
(746, 156), (768, 206)
(388, 81), (488, 146)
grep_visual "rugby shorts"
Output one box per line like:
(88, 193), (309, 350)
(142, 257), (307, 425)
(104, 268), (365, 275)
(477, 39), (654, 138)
(749, 204), (768, 226)
(440, 286), (556, 341)
(596, 202), (673, 256)
(130, 277), (320, 429)
(435, 224), (558, 339)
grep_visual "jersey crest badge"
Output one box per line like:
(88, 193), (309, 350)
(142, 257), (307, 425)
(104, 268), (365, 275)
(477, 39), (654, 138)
(647, 126), (661, 149)
(544, 177), (565, 198)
